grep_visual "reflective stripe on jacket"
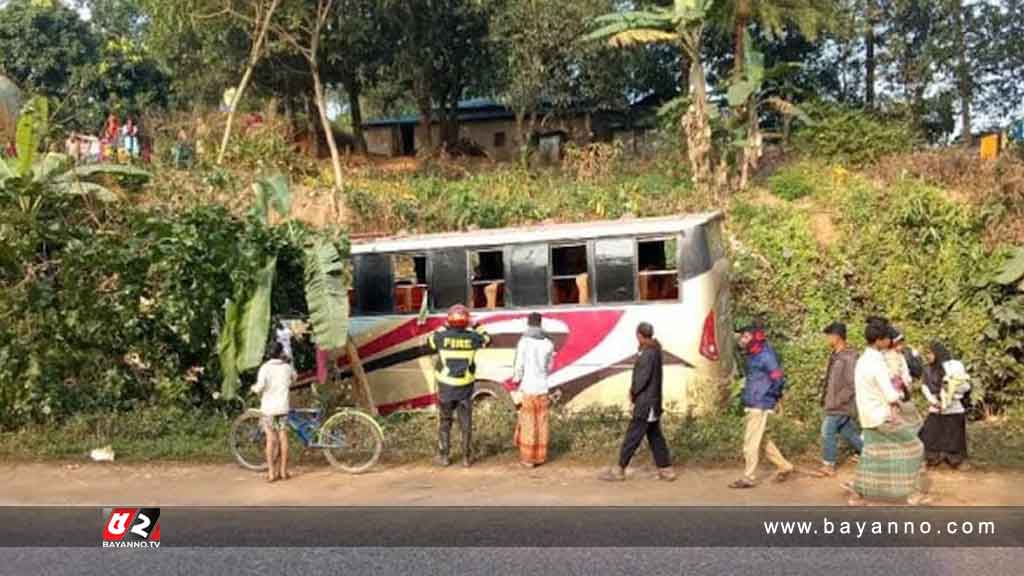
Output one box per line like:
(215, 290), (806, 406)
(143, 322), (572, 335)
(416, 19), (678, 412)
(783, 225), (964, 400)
(429, 325), (491, 386)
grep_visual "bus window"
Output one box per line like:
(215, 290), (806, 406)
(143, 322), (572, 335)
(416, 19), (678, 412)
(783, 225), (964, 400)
(637, 238), (679, 301)
(470, 250), (505, 309)
(508, 244), (548, 307)
(393, 254), (428, 314)
(430, 248), (468, 310)
(353, 253), (394, 315)
(551, 244), (589, 305)
(595, 238), (635, 303)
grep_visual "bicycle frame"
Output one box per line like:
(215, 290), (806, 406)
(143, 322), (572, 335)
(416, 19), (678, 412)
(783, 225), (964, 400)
(286, 408), (322, 447)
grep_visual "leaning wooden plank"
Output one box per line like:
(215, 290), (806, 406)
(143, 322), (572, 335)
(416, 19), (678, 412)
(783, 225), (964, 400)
(346, 338), (377, 416)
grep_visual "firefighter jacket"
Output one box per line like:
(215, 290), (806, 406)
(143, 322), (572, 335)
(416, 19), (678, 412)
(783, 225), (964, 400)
(428, 325), (491, 387)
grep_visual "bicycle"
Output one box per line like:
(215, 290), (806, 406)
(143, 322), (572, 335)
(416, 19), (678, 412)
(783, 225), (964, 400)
(230, 404), (384, 474)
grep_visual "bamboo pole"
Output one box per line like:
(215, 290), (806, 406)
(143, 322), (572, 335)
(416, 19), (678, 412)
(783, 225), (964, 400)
(345, 338), (377, 416)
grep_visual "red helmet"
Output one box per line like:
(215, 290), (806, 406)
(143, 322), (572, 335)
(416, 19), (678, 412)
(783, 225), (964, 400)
(446, 304), (471, 328)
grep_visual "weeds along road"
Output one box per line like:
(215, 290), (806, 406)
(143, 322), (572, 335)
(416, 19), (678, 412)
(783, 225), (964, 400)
(2, 459), (1022, 506)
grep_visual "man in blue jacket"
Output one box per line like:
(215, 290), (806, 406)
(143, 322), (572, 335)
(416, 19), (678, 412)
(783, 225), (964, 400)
(729, 323), (795, 489)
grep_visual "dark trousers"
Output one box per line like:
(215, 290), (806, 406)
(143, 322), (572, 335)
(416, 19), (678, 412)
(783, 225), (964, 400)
(438, 396), (473, 457)
(618, 418), (671, 469)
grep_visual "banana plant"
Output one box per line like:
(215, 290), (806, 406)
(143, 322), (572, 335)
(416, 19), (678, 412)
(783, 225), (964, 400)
(725, 30), (812, 189)
(587, 0), (723, 196)
(0, 97), (151, 217)
(219, 173), (350, 399)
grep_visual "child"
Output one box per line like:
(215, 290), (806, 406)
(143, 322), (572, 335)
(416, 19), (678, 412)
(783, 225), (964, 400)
(251, 342), (296, 482)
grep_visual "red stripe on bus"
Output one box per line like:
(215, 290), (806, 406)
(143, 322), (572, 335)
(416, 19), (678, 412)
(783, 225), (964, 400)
(377, 393), (438, 415)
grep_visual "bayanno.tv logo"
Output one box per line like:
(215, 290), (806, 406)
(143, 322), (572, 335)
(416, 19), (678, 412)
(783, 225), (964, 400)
(102, 508), (161, 549)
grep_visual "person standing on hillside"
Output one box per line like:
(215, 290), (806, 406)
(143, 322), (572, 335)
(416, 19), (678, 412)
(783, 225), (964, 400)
(599, 322), (676, 482)
(428, 304), (491, 468)
(512, 312), (556, 468)
(883, 326), (913, 401)
(729, 323), (795, 489)
(815, 322), (863, 478)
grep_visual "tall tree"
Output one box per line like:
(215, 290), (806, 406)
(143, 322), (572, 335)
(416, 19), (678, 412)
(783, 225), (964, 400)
(270, 0), (346, 218)
(389, 0), (493, 153)
(710, 0), (830, 78)
(0, 0), (98, 100)
(490, 0), (612, 151)
(589, 0), (724, 196)
(210, 0), (284, 163)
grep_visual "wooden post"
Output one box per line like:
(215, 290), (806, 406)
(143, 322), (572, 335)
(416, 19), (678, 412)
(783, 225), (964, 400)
(346, 338), (377, 416)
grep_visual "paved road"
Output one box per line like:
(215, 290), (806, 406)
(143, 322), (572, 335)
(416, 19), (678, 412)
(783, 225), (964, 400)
(2, 547), (1021, 576)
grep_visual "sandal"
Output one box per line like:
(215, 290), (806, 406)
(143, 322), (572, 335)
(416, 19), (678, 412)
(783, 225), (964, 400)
(773, 469), (795, 483)
(729, 479), (756, 489)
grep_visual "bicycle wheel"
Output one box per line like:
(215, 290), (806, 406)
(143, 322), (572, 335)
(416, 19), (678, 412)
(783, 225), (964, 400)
(318, 409), (384, 474)
(230, 410), (269, 471)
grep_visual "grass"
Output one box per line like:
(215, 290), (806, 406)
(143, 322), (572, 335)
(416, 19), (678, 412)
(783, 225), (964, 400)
(9, 403), (1021, 472)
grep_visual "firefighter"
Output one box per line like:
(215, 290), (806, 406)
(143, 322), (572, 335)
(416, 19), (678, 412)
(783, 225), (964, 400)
(428, 304), (491, 468)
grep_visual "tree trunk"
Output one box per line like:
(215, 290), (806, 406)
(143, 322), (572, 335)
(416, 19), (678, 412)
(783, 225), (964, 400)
(865, 2), (877, 109)
(216, 0), (281, 165)
(346, 80), (367, 155)
(733, 1), (751, 78)
(303, 92), (320, 158)
(953, 0), (972, 146)
(683, 55), (713, 193)
(414, 69), (433, 154)
(312, 66), (346, 222)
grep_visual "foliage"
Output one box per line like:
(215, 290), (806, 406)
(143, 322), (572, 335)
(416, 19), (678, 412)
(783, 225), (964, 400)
(767, 164), (814, 201)
(303, 239), (350, 350)
(732, 159), (1000, 421)
(793, 103), (922, 165)
(217, 173), (350, 398)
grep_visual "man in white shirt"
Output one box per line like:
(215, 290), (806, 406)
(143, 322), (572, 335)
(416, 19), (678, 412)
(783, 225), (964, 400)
(847, 319), (927, 505)
(513, 312), (556, 468)
(252, 342), (296, 482)
(855, 339), (901, 431)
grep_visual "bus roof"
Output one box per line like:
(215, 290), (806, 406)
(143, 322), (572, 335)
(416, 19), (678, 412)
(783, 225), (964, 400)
(351, 212), (723, 255)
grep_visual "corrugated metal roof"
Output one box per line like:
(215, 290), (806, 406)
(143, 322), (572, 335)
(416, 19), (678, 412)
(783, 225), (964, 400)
(363, 98), (513, 128)
(351, 212), (723, 254)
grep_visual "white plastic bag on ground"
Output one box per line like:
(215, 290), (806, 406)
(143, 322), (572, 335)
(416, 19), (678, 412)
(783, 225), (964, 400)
(90, 446), (115, 462)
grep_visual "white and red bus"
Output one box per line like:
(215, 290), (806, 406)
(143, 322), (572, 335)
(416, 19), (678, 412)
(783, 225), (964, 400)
(332, 213), (732, 416)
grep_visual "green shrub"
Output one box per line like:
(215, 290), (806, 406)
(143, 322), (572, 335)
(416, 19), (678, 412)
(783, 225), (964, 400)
(794, 104), (922, 165)
(767, 166), (815, 201)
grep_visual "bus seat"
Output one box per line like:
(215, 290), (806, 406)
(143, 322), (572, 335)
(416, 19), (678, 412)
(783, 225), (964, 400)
(576, 273), (590, 304)
(484, 282), (500, 309)
(638, 273), (652, 301)
(411, 285), (426, 310)
(394, 285), (413, 313)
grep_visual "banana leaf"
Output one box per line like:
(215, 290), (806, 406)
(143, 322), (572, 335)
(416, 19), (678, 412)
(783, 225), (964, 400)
(995, 247), (1024, 286)
(236, 257), (277, 372)
(15, 96), (47, 178)
(304, 240), (349, 350)
(251, 173), (292, 224)
(218, 299), (241, 400)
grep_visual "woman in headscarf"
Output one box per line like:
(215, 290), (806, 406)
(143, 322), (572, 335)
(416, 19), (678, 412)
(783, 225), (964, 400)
(918, 342), (971, 469)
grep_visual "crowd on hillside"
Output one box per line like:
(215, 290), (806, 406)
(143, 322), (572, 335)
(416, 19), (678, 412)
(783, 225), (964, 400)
(64, 113), (148, 164)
